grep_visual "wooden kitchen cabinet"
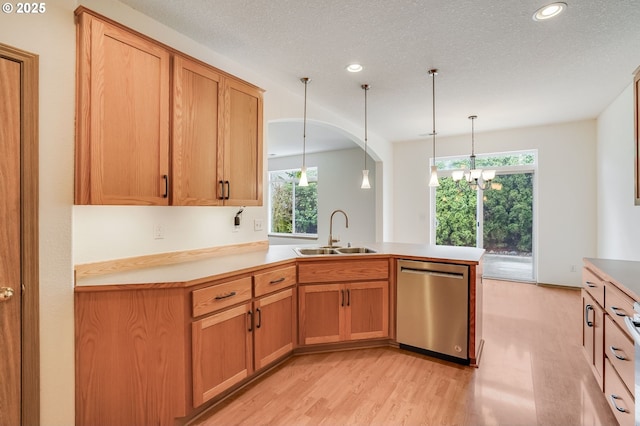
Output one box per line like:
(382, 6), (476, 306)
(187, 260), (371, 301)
(582, 288), (605, 390)
(299, 280), (389, 345)
(221, 78), (263, 206)
(75, 10), (170, 205)
(634, 65), (640, 205)
(254, 287), (296, 370)
(172, 55), (223, 206)
(75, 8), (263, 206)
(192, 302), (253, 407)
(298, 258), (390, 346)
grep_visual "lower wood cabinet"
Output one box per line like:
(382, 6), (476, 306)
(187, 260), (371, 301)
(299, 281), (389, 345)
(192, 302), (253, 407)
(254, 287), (296, 370)
(582, 288), (605, 390)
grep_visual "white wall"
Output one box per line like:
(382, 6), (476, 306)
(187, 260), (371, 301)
(268, 148), (377, 246)
(393, 120), (598, 287)
(597, 84), (640, 260)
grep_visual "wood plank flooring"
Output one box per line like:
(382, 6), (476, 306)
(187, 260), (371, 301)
(190, 279), (618, 425)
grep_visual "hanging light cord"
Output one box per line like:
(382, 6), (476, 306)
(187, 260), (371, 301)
(362, 84), (369, 170)
(471, 115), (475, 156)
(301, 77), (309, 170)
(429, 69), (438, 163)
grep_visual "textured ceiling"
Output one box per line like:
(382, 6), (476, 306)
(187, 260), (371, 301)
(118, 0), (640, 157)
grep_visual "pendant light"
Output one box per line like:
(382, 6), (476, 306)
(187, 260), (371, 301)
(361, 84), (371, 189)
(428, 69), (440, 187)
(452, 115), (496, 190)
(299, 77), (310, 187)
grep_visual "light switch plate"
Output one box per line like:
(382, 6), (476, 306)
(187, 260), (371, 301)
(254, 219), (263, 231)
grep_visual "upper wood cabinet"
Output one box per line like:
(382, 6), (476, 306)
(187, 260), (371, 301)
(75, 8), (264, 206)
(75, 11), (170, 205)
(172, 55), (223, 206)
(221, 78), (263, 206)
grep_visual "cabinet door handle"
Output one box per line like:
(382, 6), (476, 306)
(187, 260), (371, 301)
(341, 289), (345, 307)
(247, 310), (253, 332)
(610, 306), (626, 317)
(585, 304), (594, 327)
(219, 180), (225, 200)
(346, 289), (350, 307)
(269, 277), (285, 285)
(256, 308), (262, 329)
(214, 291), (237, 300)
(225, 180), (230, 200)
(609, 394), (628, 413)
(584, 281), (597, 288)
(609, 346), (627, 361)
(162, 174), (168, 198)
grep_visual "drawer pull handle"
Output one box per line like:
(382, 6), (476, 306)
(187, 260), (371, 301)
(269, 277), (286, 285)
(610, 306), (626, 317)
(585, 281), (597, 288)
(609, 394), (628, 413)
(609, 346), (627, 361)
(585, 304), (594, 327)
(214, 291), (237, 300)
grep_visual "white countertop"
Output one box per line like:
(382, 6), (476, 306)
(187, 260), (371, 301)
(76, 242), (485, 288)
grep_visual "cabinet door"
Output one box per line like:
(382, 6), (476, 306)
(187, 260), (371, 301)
(254, 288), (296, 370)
(222, 78), (263, 206)
(192, 303), (253, 407)
(582, 290), (604, 390)
(77, 14), (170, 205)
(298, 284), (344, 345)
(172, 56), (223, 205)
(346, 281), (389, 341)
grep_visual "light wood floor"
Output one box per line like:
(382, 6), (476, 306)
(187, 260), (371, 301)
(191, 279), (618, 425)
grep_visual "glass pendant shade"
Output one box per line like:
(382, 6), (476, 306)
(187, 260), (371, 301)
(299, 166), (308, 187)
(429, 165), (440, 187)
(361, 169), (371, 189)
(452, 170), (465, 182)
(482, 169), (496, 181)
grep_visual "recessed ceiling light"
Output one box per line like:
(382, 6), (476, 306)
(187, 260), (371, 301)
(346, 63), (363, 73)
(533, 2), (567, 21)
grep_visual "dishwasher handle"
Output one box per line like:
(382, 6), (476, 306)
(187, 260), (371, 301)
(399, 266), (464, 280)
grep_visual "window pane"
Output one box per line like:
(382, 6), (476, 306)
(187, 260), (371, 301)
(294, 182), (318, 234)
(270, 181), (293, 233)
(268, 167), (318, 236)
(435, 177), (477, 246)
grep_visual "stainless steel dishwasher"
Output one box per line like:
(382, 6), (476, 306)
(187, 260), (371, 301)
(397, 259), (469, 364)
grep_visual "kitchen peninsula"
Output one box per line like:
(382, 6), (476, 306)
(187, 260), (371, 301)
(74, 242), (484, 426)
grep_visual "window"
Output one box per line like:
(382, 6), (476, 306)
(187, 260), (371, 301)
(269, 167), (318, 236)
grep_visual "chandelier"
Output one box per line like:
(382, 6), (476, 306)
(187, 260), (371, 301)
(451, 115), (496, 190)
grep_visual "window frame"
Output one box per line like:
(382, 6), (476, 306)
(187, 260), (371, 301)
(268, 166), (319, 239)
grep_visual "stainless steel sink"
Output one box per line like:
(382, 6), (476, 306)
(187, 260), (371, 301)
(336, 247), (377, 254)
(294, 246), (376, 256)
(294, 247), (339, 256)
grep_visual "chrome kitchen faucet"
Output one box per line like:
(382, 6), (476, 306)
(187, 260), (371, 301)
(328, 209), (349, 247)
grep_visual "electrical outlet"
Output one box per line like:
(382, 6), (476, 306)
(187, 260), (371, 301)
(153, 224), (165, 239)
(254, 219), (263, 231)
(570, 265), (577, 273)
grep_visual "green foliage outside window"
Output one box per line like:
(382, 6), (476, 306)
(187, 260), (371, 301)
(269, 168), (318, 235)
(435, 152), (534, 255)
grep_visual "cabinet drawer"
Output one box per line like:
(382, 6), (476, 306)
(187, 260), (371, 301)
(606, 283), (635, 338)
(604, 358), (635, 426)
(254, 265), (296, 297)
(583, 267), (604, 307)
(298, 259), (389, 284)
(192, 276), (252, 317)
(605, 315), (635, 394)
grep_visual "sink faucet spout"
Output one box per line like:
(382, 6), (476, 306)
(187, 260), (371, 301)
(328, 209), (349, 247)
